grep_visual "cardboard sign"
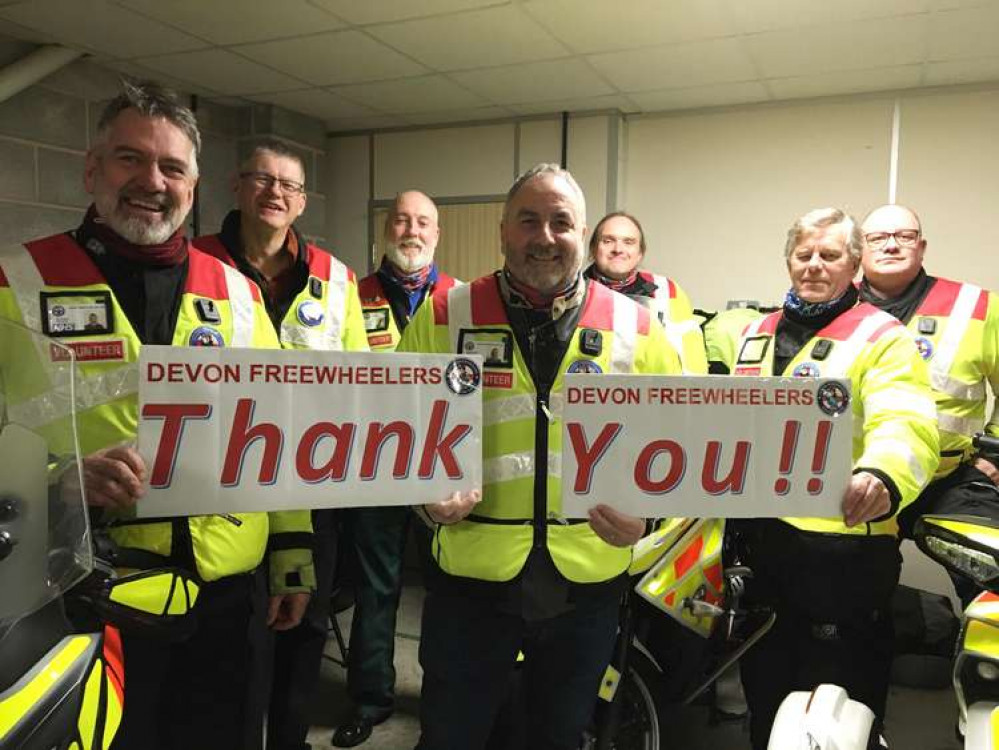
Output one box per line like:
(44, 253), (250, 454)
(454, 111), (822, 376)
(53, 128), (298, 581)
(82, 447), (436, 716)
(137, 347), (482, 516)
(561, 375), (852, 518)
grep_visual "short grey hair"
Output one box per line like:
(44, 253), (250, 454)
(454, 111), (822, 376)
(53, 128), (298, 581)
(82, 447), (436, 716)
(240, 137), (305, 178)
(95, 80), (201, 175)
(784, 207), (864, 261)
(504, 162), (586, 225)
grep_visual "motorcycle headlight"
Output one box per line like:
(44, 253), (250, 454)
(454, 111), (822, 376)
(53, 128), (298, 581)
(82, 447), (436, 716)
(977, 661), (999, 682)
(924, 536), (999, 586)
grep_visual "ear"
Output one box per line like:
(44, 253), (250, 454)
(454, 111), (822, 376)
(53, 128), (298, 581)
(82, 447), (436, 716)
(295, 191), (307, 220)
(83, 150), (98, 195)
(917, 239), (927, 265)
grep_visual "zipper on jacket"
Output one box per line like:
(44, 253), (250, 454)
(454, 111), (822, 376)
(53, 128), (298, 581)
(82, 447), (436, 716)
(533, 393), (549, 550)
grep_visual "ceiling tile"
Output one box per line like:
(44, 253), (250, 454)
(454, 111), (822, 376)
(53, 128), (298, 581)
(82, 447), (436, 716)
(523, 0), (736, 54)
(404, 105), (515, 125)
(369, 5), (567, 71)
(309, 0), (498, 25)
(326, 114), (410, 132)
(135, 49), (306, 95)
(105, 60), (221, 97)
(450, 59), (614, 105)
(588, 38), (757, 92)
(117, 0), (345, 45)
(508, 94), (639, 115)
(331, 75), (487, 113)
(235, 30), (427, 86)
(745, 15), (929, 77)
(628, 81), (770, 112)
(929, 6), (999, 61)
(925, 57), (999, 85)
(0, 0), (207, 58)
(725, 0), (933, 33)
(768, 65), (923, 100)
(252, 89), (379, 121)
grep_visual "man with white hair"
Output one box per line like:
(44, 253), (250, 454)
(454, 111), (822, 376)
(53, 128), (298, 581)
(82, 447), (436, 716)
(398, 164), (681, 749)
(332, 190), (457, 747)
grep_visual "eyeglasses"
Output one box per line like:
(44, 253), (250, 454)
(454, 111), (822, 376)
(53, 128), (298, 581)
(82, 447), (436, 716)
(239, 171), (305, 195)
(864, 230), (920, 249)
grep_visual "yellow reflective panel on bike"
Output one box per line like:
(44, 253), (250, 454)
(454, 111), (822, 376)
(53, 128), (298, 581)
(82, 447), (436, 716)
(77, 658), (104, 750)
(967, 592), (999, 628)
(964, 617), (999, 659)
(635, 519), (725, 638)
(104, 669), (123, 749)
(628, 518), (694, 575)
(597, 664), (621, 702)
(935, 517), (999, 552)
(0, 635), (94, 739)
(109, 570), (193, 616)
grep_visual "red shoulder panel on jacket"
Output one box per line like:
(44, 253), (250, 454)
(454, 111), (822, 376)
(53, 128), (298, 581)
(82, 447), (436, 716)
(436, 273), (458, 292)
(190, 234), (234, 267)
(470, 275), (507, 325)
(818, 304), (882, 340)
(26, 234), (105, 286)
(358, 274), (385, 303)
(758, 311), (781, 335)
(578, 282), (615, 331)
(187, 246), (264, 301)
(432, 284), (450, 324)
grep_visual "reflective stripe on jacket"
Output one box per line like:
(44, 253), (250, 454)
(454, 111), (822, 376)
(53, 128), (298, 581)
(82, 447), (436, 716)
(637, 271), (708, 375)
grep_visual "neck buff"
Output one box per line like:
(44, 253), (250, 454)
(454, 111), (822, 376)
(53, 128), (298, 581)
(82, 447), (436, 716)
(78, 204), (188, 267)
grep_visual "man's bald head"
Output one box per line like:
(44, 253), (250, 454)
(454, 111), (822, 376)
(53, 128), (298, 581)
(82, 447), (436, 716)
(860, 204), (927, 298)
(384, 190), (440, 273)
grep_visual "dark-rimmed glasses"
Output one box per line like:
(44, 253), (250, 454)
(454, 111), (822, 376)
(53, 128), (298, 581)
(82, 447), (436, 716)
(239, 171), (305, 195)
(864, 230), (920, 249)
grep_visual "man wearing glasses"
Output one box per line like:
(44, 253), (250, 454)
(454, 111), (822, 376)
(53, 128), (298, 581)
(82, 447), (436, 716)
(860, 204), (999, 604)
(195, 138), (369, 750)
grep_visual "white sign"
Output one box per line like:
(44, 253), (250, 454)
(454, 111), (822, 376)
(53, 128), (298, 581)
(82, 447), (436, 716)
(561, 375), (852, 518)
(137, 347), (482, 516)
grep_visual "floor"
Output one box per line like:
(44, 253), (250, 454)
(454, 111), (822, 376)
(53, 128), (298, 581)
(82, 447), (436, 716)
(303, 580), (963, 750)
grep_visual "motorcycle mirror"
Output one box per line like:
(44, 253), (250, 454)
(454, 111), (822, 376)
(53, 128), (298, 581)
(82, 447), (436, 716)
(914, 514), (999, 592)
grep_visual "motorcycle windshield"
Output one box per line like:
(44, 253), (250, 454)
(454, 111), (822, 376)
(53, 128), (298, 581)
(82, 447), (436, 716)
(0, 318), (91, 626)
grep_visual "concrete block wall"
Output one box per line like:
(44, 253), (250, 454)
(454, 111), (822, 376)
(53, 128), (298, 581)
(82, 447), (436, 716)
(0, 35), (328, 249)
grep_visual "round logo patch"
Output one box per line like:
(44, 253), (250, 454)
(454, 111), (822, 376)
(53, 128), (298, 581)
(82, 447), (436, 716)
(445, 357), (481, 396)
(51, 305), (65, 316)
(792, 362), (821, 378)
(189, 326), (224, 347)
(297, 300), (325, 328)
(567, 359), (603, 374)
(817, 381), (851, 416)
(914, 336), (934, 361)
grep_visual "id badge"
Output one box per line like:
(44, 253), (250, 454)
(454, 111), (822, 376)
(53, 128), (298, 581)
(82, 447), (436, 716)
(41, 291), (113, 337)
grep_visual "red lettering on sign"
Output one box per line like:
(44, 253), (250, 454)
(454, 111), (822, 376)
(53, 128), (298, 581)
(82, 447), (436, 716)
(221, 399), (284, 486)
(701, 440), (751, 495)
(142, 402), (212, 487)
(296, 422), (356, 482)
(361, 421), (415, 480)
(566, 422), (622, 493)
(418, 400), (472, 479)
(634, 440), (685, 494)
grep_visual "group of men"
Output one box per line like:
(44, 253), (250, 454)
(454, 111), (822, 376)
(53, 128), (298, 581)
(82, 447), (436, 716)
(0, 78), (996, 750)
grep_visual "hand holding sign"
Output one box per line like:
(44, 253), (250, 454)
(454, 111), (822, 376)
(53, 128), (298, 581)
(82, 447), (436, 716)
(83, 444), (147, 511)
(425, 489), (482, 525)
(587, 504), (646, 547)
(842, 472), (890, 527)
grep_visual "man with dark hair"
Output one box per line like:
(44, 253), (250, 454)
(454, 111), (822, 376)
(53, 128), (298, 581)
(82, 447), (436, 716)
(860, 204), (999, 604)
(584, 211), (706, 374)
(332, 189), (457, 748)
(398, 164), (681, 749)
(194, 138), (368, 750)
(0, 81), (315, 750)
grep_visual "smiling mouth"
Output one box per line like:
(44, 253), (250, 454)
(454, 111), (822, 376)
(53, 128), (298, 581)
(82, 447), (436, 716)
(123, 197), (166, 214)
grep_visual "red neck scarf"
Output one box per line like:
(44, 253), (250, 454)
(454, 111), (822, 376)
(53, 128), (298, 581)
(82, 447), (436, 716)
(592, 268), (638, 292)
(79, 205), (188, 267)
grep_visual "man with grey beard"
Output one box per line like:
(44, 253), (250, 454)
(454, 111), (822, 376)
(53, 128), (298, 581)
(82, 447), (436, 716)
(331, 190), (458, 747)
(0, 81), (314, 750)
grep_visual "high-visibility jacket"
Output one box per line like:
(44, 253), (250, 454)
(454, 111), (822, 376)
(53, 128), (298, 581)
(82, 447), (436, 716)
(899, 277), (999, 479)
(0, 234), (314, 591)
(397, 274), (682, 584)
(636, 271), (708, 375)
(193, 234), (369, 354)
(702, 307), (765, 374)
(357, 270), (458, 352)
(733, 303), (939, 536)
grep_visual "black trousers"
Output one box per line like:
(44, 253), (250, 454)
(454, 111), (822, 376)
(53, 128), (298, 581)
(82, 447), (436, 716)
(415, 589), (619, 750)
(112, 571), (264, 750)
(736, 520), (901, 750)
(265, 510), (338, 750)
(343, 505), (415, 720)
(897, 462), (999, 605)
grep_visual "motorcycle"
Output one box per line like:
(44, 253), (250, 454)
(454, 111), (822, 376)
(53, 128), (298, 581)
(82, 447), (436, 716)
(586, 518), (776, 749)
(0, 318), (199, 750)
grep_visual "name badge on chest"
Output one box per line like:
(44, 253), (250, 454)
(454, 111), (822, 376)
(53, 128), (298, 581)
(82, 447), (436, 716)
(40, 291), (113, 337)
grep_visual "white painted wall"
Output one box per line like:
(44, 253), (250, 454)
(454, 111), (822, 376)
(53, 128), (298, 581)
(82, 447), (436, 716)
(326, 134), (371, 275)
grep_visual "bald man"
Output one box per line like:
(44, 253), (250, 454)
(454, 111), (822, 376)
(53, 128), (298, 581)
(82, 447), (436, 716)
(860, 204), (999, 603)
(334, 191), (458, 747)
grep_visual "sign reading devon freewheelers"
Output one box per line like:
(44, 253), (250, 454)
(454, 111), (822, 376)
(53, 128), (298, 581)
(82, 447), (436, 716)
(136, 347), (483, 517)
(561, 375), (853, 519)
